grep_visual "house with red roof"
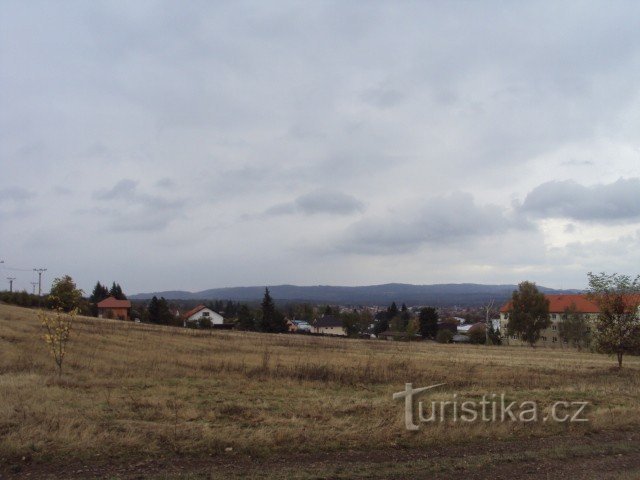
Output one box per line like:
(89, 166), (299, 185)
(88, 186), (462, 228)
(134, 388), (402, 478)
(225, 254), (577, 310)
(499, 294), (600, 347)
(97, 296), (132, 321)
(182, 305), (224, 327)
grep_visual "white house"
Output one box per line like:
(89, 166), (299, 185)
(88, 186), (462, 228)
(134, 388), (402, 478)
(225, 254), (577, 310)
(313, 315), (346, 336)
(182, 305), (224, 327)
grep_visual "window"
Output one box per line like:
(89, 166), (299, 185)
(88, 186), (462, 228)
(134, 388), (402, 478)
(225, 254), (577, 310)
(202, 311), (210, 317)
(541, 336), (547, 341)
(552, 325), (557, 331)
(553, 337), (558, 342)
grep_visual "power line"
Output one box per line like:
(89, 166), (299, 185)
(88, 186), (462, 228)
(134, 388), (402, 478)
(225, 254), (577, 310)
(30, 282), (38, 295)
(7, 277), (16, 293)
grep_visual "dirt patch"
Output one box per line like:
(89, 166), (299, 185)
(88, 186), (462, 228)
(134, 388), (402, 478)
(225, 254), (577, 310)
(3, 429), (639, 479)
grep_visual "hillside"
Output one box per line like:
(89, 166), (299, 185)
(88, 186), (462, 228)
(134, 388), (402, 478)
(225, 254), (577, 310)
(130, 283), (581, 306)
(1, 303), (640, 478)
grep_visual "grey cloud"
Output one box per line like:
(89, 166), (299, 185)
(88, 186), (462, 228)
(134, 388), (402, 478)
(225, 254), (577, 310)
(361, 86), (404, 109)
(89, 179), (186, 232)
(155, 178), (175, 189)
(3, 1), (640, 292)
(265, 190), (364, 216)
(561, 159), (595, 167)
(0, 187), (34, 202)
(0, 187), (36, 219)
(335, 193), (528, 254)
(520, 178), (640, 222)
(94, 179), (138, 200)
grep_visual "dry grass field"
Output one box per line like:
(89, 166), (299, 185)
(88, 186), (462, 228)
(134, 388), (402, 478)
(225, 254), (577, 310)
(1, 302), (640, 479)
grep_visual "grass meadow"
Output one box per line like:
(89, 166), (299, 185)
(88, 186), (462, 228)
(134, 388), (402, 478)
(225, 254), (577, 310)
(1, 303), (640, 477)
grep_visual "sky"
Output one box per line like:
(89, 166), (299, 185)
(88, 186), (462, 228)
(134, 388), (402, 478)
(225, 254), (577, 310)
(1, 1), (640, 295)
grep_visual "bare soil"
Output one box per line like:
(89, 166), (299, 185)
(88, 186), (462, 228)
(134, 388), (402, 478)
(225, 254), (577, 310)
(3, 429), (639, 479)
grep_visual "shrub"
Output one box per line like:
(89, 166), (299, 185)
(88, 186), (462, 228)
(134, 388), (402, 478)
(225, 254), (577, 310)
(468, 324), (487, 344)
(435, 329), (453, 344)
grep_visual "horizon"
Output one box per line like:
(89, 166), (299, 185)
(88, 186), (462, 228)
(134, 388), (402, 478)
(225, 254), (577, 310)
(130, 280), (583, 296)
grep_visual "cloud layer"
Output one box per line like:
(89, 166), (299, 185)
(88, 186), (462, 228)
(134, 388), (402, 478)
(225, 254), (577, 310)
(1, 2), (640, 293)
(520, 178), (640, 222)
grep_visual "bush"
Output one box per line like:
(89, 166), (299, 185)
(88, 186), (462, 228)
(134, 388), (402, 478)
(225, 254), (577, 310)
(435, 329), (453, 344)
(468, 324), (487, 344)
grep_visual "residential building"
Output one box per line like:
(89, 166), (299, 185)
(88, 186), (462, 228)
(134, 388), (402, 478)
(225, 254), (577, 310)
(499, 294), (599, 347)
(313, 315), (346, 336)
(182, 305), (224, 327)
(97, 296), (132, 321)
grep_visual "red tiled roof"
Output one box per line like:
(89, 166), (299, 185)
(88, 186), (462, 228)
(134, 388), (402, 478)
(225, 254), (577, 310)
(97, 296), (131, 308)
(500, 294), (599, 314)
(182, 304), (207, 319)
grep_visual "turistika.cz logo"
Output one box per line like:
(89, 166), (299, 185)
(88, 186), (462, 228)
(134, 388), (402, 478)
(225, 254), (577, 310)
(393, 383), (589, 431)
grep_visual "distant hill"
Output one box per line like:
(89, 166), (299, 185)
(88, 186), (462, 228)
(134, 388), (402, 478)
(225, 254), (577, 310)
(130, 283), (581, 307)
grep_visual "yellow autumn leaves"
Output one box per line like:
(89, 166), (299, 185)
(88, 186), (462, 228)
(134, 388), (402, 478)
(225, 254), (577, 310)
(39, 306), (76, 377)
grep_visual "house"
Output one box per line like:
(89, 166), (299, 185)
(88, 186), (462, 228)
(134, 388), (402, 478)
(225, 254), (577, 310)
(97, 296), (132, 321)
(313, 315), (346, 336)
(499, 294), (599, 347)
(182, 305), (224, 327)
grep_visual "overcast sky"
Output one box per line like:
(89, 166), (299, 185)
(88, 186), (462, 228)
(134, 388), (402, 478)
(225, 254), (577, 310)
(2, 1), (640, 295)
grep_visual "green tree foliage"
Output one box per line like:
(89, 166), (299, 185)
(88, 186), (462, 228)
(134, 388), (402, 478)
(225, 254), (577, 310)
(558, 303), (591, 351)
(341, 310), (362, 337)
(468, 323), (487, 344)
(0, 290), (40, 308)
(435, 329), (453, 343)
(147, 296), (174, 325)
(258, 288), (287, 333)
(89, 281), (110, 316)
(48, 275), (84, 312)
(109, 282), (127, 300)
(373, 311), (390, 336)
(507, 281), (550, 346)
(418, 307), (439, 338)
(389, 314), (406, 332)
(399, 303), (411, 330)
(587, 272), (640, 368)
(388, 302), (399, 318)
(199, 317), (213, 329)
(90, 282), (109, 302)
(236, 304), (256, 331)
(406, 318), (419, 339)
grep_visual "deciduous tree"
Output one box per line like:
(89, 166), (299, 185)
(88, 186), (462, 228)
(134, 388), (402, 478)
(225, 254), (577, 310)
(507, 281), (550, 346)
(558, 303), (591, 351)
(587, 272), (640, 368)
(48, 275), (83, 312)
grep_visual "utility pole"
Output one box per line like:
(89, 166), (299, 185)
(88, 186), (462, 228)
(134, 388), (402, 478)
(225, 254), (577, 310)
(30, 282), (38, 295)
(7, 277), (16, 293)
(34, 268), (47, 297)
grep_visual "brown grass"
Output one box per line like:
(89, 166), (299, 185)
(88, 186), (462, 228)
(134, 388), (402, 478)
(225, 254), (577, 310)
(1, 303), (639, 465)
